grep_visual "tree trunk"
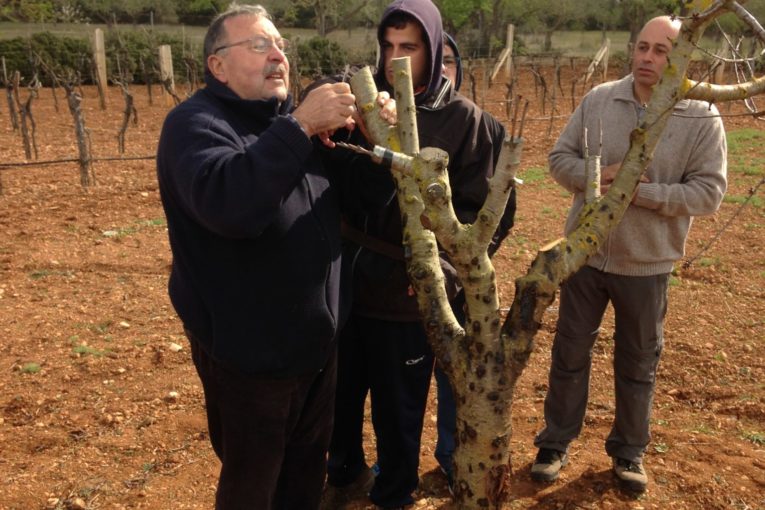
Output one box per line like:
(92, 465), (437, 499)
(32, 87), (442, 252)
(348, 3), (760, 507)
(543, 30), (553, 52)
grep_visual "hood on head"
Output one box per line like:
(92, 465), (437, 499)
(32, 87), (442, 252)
(375, 0), (443, 104)
(443, 32), (462, 92)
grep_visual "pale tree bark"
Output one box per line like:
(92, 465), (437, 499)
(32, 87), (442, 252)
(348, 2), (763, 508)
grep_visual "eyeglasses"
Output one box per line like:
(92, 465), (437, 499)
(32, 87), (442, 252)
(443, 56), (459, 68)
(214, 36), (290, 55)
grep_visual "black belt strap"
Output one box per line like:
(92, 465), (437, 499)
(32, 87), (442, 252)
(340, 220), (405, 261)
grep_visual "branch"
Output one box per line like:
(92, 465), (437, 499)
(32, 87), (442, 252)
(392, 58), (419, 155)
(729, 0), (765, 44)
(471, 137), (522, 251)
(349, 64), (462, 378)
(349, 67), (400, 150)
(684, 75), (765, 101)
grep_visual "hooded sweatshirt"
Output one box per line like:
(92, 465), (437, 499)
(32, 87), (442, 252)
(339, 0), (508, 321)
(375, 0), (444, 105)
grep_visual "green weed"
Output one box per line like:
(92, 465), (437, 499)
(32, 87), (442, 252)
(723, 194), (763, 208)
(741, 431), (765, 446)
(688, 423), (716, 435)
(90, 321), (113, 335)
(72, 344), (106, 357)
(518, 167), (548, 184)
(20, 362), (41, 374)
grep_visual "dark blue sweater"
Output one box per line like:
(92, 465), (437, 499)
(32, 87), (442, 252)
(156, 75), (345, 377)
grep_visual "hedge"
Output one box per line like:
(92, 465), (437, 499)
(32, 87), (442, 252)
(0, 30), (354, 86)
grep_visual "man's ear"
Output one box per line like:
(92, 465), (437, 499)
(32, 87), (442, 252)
(207, 54), (227, 83)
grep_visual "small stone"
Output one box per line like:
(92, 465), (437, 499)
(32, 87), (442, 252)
(141, 192), (149, 197)
(168, 342), (183, 353)
(119, 321), (130, 329)
(69, 497), (87, 510)
(165, 391), (179, 402)
(743, 344), (753, 353)
(45, 498), (59, 509)
(667, 389), (680, 396)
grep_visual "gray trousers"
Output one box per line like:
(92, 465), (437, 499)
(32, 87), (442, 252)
(534, 265), (668, 462)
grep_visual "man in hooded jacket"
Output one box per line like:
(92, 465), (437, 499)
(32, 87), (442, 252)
(322, 1), (510, 508)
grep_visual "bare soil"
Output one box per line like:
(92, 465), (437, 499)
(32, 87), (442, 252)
(0, 66), (763, 510)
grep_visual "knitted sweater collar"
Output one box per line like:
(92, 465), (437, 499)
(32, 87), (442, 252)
(613, 74), (690, 111)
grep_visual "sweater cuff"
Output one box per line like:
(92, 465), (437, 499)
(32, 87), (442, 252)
(272, 114), (314, 161)
(633, 182), (660, 210)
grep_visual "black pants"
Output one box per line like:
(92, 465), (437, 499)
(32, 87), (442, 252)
(189, 335), (337, 510)
(326, 314), (434, 508)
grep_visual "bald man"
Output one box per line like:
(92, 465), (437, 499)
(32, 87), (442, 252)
(531, 16), (727, 492)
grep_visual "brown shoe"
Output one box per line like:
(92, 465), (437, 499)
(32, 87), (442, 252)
(319, 467), (376, 510)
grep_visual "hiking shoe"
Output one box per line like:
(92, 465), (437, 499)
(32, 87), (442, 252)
(319, 466), (376, 510)
(612, 457), (648, 492)
(530, 448), (568, 482)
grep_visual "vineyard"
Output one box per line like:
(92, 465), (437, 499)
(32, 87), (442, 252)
(0, 62), (763, 509)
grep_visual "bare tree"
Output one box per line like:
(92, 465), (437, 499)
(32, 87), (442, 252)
(348, 2), (765, 508)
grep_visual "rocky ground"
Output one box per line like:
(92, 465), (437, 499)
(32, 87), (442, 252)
(0, 65), (763, 510)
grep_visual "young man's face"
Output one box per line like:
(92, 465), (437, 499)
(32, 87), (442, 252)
(381, 21), (428, 90)
(207, 14), (290, 101)
(443, 43), (457, 85)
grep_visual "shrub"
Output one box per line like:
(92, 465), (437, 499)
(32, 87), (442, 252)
(0, 33), (91, 85)
(0, 31), (353, 87)
(0, 30), (203, 86)
(292, 36), (349, 79)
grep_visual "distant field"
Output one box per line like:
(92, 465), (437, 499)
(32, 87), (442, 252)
(0, 22), (724, 60)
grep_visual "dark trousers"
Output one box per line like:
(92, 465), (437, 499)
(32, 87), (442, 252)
(434, 365), (455, 476)
(534, 265), (668, 462)
(189, 335), (337, 510)
(327, 314), (434, 508)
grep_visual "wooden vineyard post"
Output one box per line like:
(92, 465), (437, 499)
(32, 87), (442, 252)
(505, 24), (515, 79)
(158, 45), (180, 105)
(93, 28), (108, 110)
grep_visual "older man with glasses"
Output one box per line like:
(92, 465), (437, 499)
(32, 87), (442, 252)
(156, 4), (394, 509)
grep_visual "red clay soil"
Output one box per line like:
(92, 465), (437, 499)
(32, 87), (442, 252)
(0, 65), (763, 510)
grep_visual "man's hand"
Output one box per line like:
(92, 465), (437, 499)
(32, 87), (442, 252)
(292, 83), (356, 146)
(600, 162), (650, 202)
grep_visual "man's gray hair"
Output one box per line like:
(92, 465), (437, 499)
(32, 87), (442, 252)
(203, 3), (271, 61)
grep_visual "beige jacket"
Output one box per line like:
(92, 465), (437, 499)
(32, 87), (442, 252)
(549, 75), (727, 276)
